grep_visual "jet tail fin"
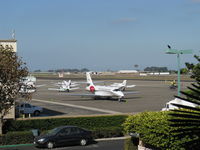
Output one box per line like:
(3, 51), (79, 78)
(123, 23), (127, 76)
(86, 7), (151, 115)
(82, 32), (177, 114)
(86, 72), (94, 86)
(122, 80), (127, 86)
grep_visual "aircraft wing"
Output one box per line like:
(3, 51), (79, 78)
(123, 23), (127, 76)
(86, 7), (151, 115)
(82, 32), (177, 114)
(70, 87), (80, 90)
(110, 83), (120, 86)
(48, 88), (61, 91)
(36, 84), (46, 87)
(123, 91), (139, 95)
(73, 81), (105, 84)
(126, 85), (136, 88)
(60, 93), (96, 97)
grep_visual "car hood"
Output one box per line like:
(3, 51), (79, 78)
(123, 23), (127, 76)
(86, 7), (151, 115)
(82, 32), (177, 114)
(35, 133), (53, 141)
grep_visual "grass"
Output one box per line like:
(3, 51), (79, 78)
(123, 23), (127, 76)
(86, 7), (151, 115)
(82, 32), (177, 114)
(31, 72), (193, 81)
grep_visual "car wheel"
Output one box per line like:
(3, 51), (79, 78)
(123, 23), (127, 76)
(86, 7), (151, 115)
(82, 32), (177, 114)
(47, 142), (54, 149)
(80, 139), (87, 146)
(34, 110), (40, 116)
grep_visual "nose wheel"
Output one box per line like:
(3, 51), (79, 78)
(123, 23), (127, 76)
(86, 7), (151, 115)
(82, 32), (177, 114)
(118, 98), (126, 102)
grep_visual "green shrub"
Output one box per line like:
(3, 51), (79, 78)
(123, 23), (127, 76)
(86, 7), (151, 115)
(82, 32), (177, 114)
(123, 111), (194, 150)
(92, 127), (123, 139)
(0, 131), (34, 145)
(0, 115), (127, 145)
(4, 115), (127, 132)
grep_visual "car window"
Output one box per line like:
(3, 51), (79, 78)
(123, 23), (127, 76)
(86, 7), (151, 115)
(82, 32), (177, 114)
(70, 127), (80, 134)
(25, 104), (31, 108)
(59, 128), (71, 136)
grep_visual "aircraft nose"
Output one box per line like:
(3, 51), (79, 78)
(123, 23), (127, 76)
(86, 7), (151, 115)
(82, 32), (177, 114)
(115, 91), (124, 97)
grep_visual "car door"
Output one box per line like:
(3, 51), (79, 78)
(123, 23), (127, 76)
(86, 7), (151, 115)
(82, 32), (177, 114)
(55, 127), (72, 146)
(24, 103), (32, 114)
(69, 127), (82, 144)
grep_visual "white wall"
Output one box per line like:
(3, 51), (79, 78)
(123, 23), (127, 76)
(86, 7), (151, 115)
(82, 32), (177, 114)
(0, 40), (17, 52)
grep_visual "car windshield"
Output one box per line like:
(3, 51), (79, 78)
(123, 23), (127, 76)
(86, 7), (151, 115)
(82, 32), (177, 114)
(47, 127), (62, 135)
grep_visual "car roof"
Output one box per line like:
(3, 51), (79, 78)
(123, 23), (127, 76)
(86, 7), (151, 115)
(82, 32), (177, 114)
(60, 125), (79, 128)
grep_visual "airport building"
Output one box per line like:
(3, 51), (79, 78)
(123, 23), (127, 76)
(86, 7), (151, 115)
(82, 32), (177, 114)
(0, 39), (17, 52)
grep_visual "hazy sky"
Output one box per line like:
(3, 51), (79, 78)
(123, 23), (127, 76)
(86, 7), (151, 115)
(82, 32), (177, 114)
(0, 0), (200, 71)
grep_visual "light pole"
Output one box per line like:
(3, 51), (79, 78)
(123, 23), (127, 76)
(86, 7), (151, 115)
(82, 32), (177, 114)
(165, 47), (193, 96)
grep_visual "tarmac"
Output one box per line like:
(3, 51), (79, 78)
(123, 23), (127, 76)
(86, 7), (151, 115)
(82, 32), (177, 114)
(25, 79), (193, 116)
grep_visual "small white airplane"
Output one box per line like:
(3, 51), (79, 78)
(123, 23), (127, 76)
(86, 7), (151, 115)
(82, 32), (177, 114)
(48, 80), (80, 92)
(19, 85), (36, 94)
(85, 72), (124, 101)
(110, 80), (136, 91)
(66, 72), (138, 102)
(162, 98), (197, 111)
(20, 75), (45, 89)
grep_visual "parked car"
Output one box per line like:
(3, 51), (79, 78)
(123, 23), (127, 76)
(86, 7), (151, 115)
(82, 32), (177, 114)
(16, 102), (43, 116)
(34, 126), (93, 149)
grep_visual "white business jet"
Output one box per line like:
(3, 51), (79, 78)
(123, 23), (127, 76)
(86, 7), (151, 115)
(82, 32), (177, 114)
(110, 80), (136, 91)
(48, 80), (79, 92)
(83, 72), (138, 102)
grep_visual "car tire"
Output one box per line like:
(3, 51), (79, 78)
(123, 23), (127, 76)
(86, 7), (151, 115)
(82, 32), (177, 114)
(34, 110), (40, 116)
(80, 139), (87, 146)
(47, 141), (54, 149)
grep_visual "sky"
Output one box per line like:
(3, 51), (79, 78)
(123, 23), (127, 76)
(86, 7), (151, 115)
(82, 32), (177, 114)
(0, 0), (200, 71)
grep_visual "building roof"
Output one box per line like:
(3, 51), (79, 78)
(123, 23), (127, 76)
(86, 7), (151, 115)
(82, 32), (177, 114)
(0, 39), (17, 42)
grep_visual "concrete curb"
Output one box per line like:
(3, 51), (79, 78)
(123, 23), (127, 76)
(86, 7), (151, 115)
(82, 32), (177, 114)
(0, 136), (131, 148)
(0, 143), (34, 148)
(95, 136), (131, 141)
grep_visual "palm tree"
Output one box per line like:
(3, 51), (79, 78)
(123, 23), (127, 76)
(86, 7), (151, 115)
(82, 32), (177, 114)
(169, 78), (200, 149)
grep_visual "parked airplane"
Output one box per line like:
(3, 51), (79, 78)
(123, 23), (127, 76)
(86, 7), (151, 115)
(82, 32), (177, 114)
(83, 72), (138, 102)
(19, 85), (36, 94)
(162, 98), (197, 111)
(19, 75), (45, 94)
(48, 80), (79, 92)
(110, 80), (136, 91)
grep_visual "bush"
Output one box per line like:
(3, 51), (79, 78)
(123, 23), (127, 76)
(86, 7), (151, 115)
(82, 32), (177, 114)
(92, 127), (124, 139)
(123, 111), (194, 150)
(0, 131), (34, 145)
(0, 115), (127, 145)
(4, 115), (127, 132)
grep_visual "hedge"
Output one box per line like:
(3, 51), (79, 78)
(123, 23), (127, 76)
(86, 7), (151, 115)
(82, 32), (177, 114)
(0, 115), (127, 145)
(0, 131), (34, 145)
(0, 127), (123, 145)
(123, 111), (195, 150)
(4, 115), (127, 133)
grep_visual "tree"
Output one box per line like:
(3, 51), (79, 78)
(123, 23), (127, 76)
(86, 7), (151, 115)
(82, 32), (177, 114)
(169, 55), (200, 149)
(144, 66), (168, 72)
(0, 48), (28, 134)
(185, 55), (200, 80)
(180, 68), (189, 74)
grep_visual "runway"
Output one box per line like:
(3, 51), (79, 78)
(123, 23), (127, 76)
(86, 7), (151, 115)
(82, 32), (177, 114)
(28, 79), (192, 116)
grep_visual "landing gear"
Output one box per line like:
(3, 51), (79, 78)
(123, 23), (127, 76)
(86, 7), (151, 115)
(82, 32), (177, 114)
(118, 98), (126, 102)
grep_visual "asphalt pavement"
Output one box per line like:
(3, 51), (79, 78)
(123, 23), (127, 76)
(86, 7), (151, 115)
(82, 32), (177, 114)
(1, 139), (125, 150)
(28, 79), (192, 116)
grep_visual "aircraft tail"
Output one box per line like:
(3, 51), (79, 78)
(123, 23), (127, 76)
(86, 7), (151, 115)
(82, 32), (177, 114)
(63, 80), (69, 86)
(122, 80), (127, 86)
(68, 80), (71, 86)
(86, 72), (94, 86)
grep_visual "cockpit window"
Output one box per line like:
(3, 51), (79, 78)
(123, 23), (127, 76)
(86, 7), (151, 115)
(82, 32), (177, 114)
(113, 89), (120, 91)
